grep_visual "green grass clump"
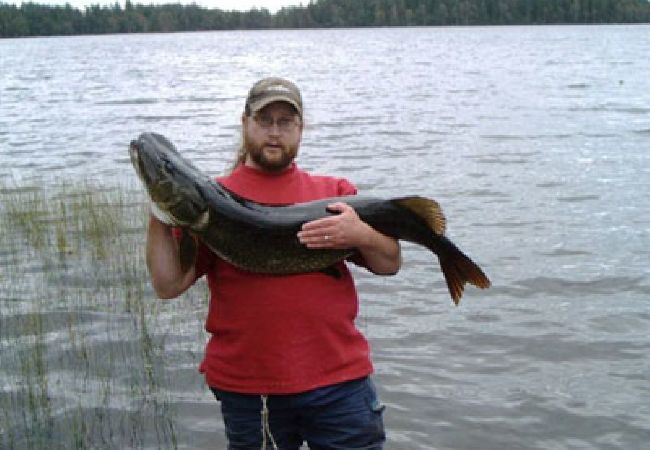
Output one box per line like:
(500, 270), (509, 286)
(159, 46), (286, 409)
(0, 179), (194, 450)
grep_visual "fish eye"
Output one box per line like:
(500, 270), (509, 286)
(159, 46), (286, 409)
(163, 158), (175, 175)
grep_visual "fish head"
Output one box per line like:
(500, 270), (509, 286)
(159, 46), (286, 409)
(129, 132), (209, 229)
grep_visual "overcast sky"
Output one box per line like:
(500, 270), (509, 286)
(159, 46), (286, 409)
(35, 1), (307, 12)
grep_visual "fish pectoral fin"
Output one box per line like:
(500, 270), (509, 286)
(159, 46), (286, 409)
(192, 210), (210, 231)
(394, 197), (446, 235)
(150, 202), (178, 226)
(178, 229), (197, 274)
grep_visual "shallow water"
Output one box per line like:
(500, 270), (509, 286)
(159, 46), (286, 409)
(1, 25), (650, 449)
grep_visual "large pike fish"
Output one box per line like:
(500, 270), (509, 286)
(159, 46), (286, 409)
(129, 132), (490, 304)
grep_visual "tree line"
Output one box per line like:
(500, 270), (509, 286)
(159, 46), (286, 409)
(2, 0), (650, 38)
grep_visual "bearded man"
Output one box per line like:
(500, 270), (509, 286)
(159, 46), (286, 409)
(146, 77), (401, 449)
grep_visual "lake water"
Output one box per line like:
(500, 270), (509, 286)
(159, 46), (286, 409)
(1, 25), (650, 449)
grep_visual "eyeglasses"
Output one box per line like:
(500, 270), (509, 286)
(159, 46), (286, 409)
(253, 114), (301, 133)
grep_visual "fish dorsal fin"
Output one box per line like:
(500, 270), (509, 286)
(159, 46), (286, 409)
(394, 197), (446, 235)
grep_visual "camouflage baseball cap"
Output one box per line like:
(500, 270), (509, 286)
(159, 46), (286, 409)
(245, 77), (303, 118)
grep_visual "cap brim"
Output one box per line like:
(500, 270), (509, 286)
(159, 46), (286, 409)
(249, 95), (302, 116)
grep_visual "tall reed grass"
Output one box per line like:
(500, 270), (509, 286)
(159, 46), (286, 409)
(0, 179), (199, 449)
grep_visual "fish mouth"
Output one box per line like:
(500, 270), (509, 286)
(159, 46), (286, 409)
(128, 140), (146, 183)
(128, 140), (139, 167)
(129, 137), (169, 202)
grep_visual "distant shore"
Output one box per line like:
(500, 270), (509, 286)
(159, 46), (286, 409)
(2, 0), (650, 38)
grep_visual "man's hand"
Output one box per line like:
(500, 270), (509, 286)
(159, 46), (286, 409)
(297, 202), (401, 275)
(297, 202), (370, 249)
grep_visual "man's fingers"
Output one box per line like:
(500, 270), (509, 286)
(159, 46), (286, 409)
(298, 230), (338, 248)
(325, 202), (348, 214)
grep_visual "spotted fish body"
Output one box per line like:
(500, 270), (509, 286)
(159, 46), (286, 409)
(129, 132), (490, 304)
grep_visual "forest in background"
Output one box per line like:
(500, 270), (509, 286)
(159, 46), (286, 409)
(2, 0), (650, 37)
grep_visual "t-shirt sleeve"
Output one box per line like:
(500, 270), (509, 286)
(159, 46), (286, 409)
(337, 178), (358, 196)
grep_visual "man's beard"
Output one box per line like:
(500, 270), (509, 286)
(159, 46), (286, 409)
(244, 137), (298, 172)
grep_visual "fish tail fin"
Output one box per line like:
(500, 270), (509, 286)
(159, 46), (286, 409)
(393, 197), (446, 235)
(438, 239), (491, 305)
(393, 196), (490, 304)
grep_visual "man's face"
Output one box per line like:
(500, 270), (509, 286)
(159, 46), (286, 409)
(243, 102), (303, 172)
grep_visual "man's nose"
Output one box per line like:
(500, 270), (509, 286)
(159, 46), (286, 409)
(267, 123), (282, 135)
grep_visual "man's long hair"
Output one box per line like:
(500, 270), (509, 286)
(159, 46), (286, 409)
(229, 110), (250, 174)
(229, 138), (247, 174)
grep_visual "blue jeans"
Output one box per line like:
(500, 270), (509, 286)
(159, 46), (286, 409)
(211, 377), (386, 450)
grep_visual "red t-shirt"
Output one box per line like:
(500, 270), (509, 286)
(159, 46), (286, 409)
(193, 163), (373, 394)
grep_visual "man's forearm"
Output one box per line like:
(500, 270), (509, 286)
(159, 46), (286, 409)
(146, 216), (196, 299)
(356, 223), (402, 275)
